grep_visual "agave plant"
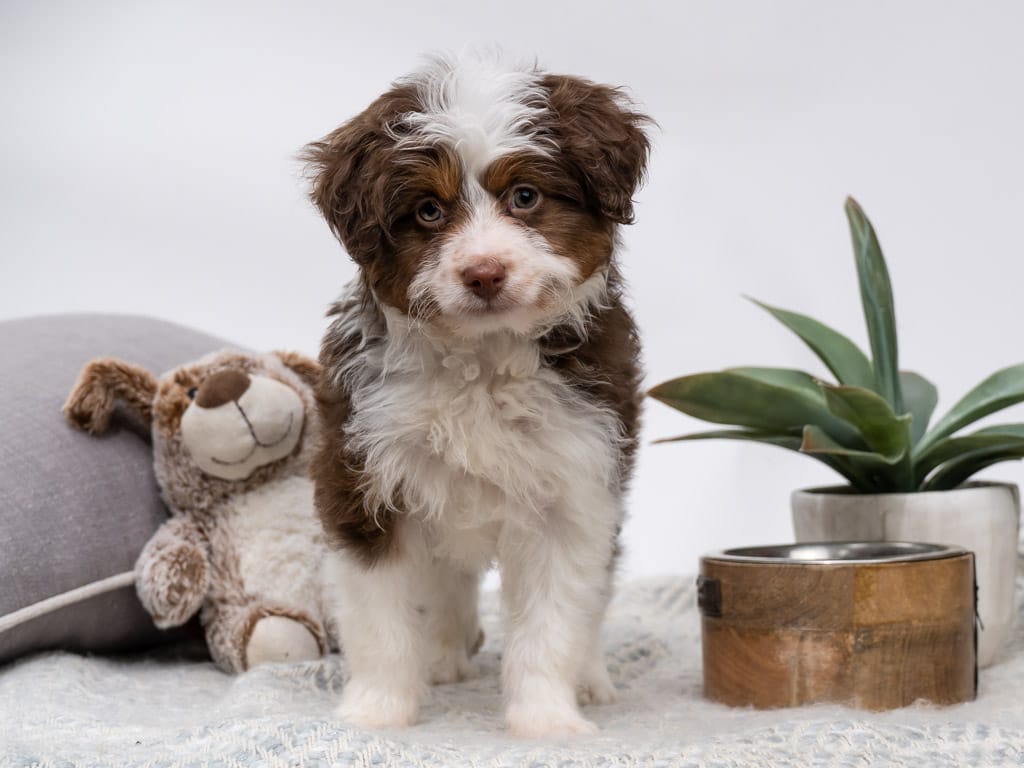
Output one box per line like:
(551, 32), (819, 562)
(648, 197), (1024, 493)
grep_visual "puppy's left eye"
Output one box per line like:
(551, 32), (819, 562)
(509, 185), (541, 213)
(416, 199), (445, 227)
(187, 387), (198, 400)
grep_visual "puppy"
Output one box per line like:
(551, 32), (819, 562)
(303, 52), (649, 738)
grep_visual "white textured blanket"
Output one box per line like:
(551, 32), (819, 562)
(2, 576), (1023, 767)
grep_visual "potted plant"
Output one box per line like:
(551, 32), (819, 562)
(648, 197), (1023, 667)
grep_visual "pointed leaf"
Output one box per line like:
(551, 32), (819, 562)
(653, 429), (802, 449)
(747, 297), (873, 388)
(900, 371), (938, 447)
(800, 424), (902, 465)
(799, 425), (893, 491)
(971, 423), (1024, 438)
(922, 445), (1024, 491)
(726, 367), (827, 397)
(653, 427), (864, 486)
(914, 432), (1024, 486)
(647, 370), (861, 445)
(916, 363), (1024, 455)
(846, 197), (903, 412)
(819, 383), (912, 463)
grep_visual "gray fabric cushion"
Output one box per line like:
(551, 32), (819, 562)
(0, 314), (231, 664)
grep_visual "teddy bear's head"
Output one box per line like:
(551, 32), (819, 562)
(65, 349), (321, 514)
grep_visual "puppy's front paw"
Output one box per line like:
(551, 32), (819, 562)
(577, 663), (617, 706)
(336, 680), (418, 730)
(428, 645), (478, 684)
(506, 703), (598, 739)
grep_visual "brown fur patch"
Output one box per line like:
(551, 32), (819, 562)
(63, 358), (158, 434)
(541, 266), (643, 485)
(302, 88), (470, 314)
(312, 297), (399, 567)
(301, 84), (421, 262)
(482, 151), (617, 282)
(538, 74), (652, 225)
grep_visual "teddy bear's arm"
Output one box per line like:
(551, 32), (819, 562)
(135, 517), (210, 629)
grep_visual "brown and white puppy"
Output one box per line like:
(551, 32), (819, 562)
(304, 52), (649, 738)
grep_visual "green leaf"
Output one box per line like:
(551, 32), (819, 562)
(846, 197), (903, 412)
(922, 445), (1024, 491)
(916, 363), (1024, 456)
(900, 371), (938, 447)
(971, 423), (1024, 438)
(914, 431), (1024, 487)
(725, 367), (828, 397)
(746, 297), (874, 388)
(799, 425), (895, 491)
(653, 427), (865, 486)
(647, 370), (862, 445)
(819, 383), (912, 463)
(653, 428), (802, 449)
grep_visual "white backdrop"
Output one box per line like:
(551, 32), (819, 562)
(3, 1), (1024, 580)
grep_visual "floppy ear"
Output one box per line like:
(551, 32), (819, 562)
(300, 86), (420, 265)
(274, 350), (321, 390)
(541, 74), (653, 225)
(63, 358), (158, 435)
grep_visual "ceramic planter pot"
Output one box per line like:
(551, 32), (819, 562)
(792, 481), (1020, 667)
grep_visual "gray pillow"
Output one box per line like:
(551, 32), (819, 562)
(0, 314), (231, 664)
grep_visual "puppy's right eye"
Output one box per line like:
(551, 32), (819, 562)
(187, 387), (198, 400)
(416, 199), (445, 227)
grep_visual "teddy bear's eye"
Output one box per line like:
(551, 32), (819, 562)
(187, 387), (198, 400)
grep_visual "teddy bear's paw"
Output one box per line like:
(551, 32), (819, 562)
(138, 538), (209, 629)
(336, 679), (418, 729)
(245, 616), (321, 668)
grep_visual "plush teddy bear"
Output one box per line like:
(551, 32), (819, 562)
(63, 348), (334, 673)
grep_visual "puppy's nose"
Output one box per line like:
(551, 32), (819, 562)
(195, 370), (251, 408)
(461, 261), (506, 300)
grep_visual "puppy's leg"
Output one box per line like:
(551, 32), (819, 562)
(424, 563), (483, 684)
(498, 496), (619, 738)
(325, 522), (429, 729)
(576, 577), (617, 706)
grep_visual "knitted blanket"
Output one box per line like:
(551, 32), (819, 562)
(2, 576), (1022, 767)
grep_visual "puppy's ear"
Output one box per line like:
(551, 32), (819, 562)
(273, 350), (321, 390)
(542, 75), (653, 225)
(301, 86), (420, 264)
(64, 358), (158, 435)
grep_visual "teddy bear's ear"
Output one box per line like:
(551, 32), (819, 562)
(273, 350), (321, 390)
(63, 358), (158, 435)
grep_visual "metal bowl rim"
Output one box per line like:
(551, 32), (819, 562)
(702, 541), (970, 565)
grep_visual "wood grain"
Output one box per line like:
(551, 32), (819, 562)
(699, 553), (976, 709)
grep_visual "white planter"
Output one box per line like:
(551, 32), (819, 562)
(791, 481), (1020, 668)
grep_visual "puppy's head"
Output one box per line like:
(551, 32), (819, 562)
(303, 53), (651, 337)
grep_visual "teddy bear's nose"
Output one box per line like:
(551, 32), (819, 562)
(195, 370), (251, 408)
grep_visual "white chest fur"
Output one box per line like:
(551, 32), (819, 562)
(220, 474), (327, 609)
(341, 317), (622, 566)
